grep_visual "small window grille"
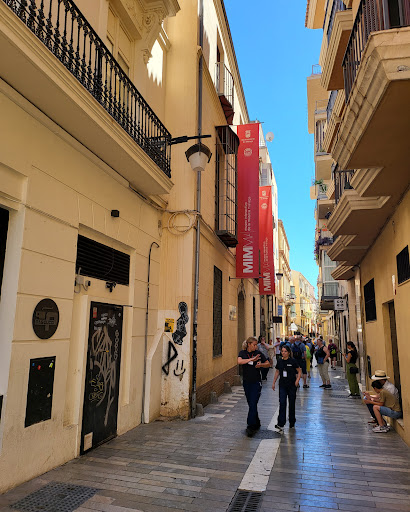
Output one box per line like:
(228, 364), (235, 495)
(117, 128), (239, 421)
(397, 246), (410, 285)
(213, 266), (223, 357)
(76, 235), (130, 285)
(215, 126), (239, 247)
(364, 278), (376, 322)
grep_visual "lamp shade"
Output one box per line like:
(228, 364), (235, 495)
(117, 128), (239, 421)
(185, 143), (212, 172)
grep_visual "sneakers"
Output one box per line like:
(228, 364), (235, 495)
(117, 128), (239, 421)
(246, 427), (256, 437)
(372, 425), (389, 433)
(289, 424), (295, 429)
(319, 384), (326, 388)
(349, 393), (361, 398)
(367, 419), (377, 424)
(275, 424), (284, 433)
(303, 385), (309, 388)
(324, 384), (332, 389)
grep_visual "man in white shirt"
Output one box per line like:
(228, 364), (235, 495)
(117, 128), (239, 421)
(371, 370), (399, 400)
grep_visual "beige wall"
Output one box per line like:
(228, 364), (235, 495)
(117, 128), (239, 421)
(360, 189), (410, 445)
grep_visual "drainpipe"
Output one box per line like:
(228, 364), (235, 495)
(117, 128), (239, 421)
(354, 265), (366, 389)
(141, 241), (159, 424)
(191, 0), (204, 419)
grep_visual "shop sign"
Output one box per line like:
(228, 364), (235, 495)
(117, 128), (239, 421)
(32, 299), (59, 339)
(236, 123), (260, 278)
(334, 298), (347, 310)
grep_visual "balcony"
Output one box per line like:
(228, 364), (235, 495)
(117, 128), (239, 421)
(305, 0), (327, 29)
(334, 168), (355, 205)
(327, 234), (368, 264)
(320, 281), (339, 310)
(333, 0), (410, 180)
(331, 262), (355, 280)
(215, 62), (234, 125)
(321, 0), (353, 90)
(0, 0), (173, 196)
(323, 89), (344, 153)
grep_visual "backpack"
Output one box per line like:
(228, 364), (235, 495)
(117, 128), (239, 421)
(329, 344), (337, 356)
(305, 344), (311, 359)
(292, 342), (303, 359)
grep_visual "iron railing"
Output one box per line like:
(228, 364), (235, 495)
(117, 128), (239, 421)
(215, 62), (234, 109)
(312, 64), (322, 74)
(327, 0), (348, 42)
(315, 119), (327, 153)
(343, 0), (410, 101)
(334, 168), (356, 204)
(4, 0), (172, 177)
(326, 89), (338, 123)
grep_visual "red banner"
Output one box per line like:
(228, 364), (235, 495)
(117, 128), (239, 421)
(236, 123), (260, 278)
(259, 186), (275, 295)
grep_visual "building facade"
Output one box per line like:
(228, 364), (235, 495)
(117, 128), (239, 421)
(290, 270), (316, 336)
(0, 0), (265, 492)
(305, 0), (410, 444)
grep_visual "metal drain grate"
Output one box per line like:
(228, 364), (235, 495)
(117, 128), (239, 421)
(251, 429), (282, 440)
(329, 393), (351, 398)
(227, 490), (262, 512)
(11, 482), (97, 512)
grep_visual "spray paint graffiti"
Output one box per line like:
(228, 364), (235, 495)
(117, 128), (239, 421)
(89, 315), (119, 427)
(162, 340), (178, 376)
(173, 360), (186, 380)
(172, 302), (189, 345)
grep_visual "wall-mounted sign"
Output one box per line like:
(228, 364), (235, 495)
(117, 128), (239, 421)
(334, 298), (347, 311)
(229, 305), (237, 321)
(277, 305), (283, 316)
(165, 318), (174, 333)
(32, 299), (59, 339)
(272, 316), (282, 324)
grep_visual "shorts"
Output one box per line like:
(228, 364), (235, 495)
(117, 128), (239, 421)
(300, 360), (307, 375)
(379, 407), (402, 419)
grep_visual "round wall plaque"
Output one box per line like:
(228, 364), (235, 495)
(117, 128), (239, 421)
(32, 299), (59, 339)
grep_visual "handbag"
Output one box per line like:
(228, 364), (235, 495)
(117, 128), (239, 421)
(349, 366), (359, 374)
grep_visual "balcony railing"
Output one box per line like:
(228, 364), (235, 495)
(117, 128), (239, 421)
(326, 89), (338, 123)
(327, 0), (348, 42)
(315, 119), (327, 153)
(334, 167), (356, 204)
(343, 0), (410, 101)
(215, 62), (234, 109)
(4, 0), (172, 178)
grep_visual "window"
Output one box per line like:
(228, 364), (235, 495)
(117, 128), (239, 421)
(397, 246), (410, 284)
(253, 297), (256, 336)
(215, 126), (239, 247)
(0, 207), (9, 299)
(322, 250), (338, 297)
(213, 266), (223, 357)
(364, 278), (377, 322)
(107, 6), (132, 76)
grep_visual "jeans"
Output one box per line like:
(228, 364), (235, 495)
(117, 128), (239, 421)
(243, 381), (262, 429)
(278, 383), (297, 427)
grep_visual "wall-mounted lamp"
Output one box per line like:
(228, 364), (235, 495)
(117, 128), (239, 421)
(276, 272), (284, 281)
(106, 281), (117, 292)
(185, 143), (212, 172)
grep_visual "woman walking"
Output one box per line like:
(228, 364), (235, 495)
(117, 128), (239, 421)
(272, 345), (302, 432)
(238, 337), (270, 436)
(343, 341), (360, 397)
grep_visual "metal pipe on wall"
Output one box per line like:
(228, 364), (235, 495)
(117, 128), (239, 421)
(191, 0), (204, 419)
(141, 241), (159, 424)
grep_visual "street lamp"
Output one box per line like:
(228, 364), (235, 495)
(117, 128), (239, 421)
(185, 143), (212, 172)
(276, 272), (283, 281)
(185, 142), (212, 419)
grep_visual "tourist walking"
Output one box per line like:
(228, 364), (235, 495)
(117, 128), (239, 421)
(257, 336), (271, 381)
(272, 345), (301, 432)
(304, 338), (312, 378)
(315, 338), (331, 389)
(328, 338), (338, 370)
(238, 337), (270, 436)
(343, 341), (360, 397)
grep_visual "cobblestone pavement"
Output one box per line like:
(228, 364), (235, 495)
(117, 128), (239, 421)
(1, 366), (410, 512)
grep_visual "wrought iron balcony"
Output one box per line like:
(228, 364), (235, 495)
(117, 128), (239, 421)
(343, 0), (410, 101)
(215, 62), (234, 125)
(333, 167), (356, 204)
(3, 0), (172, 178)
(326, 89), (338, 123)
(326, 0), (348, 42)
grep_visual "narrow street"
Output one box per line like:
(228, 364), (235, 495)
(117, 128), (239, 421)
(1, 366), (409, 512)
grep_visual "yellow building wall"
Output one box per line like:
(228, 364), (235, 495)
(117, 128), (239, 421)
(360, 189), (410, 445)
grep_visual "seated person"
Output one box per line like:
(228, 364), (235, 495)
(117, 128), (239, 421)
(363, 380), (402, 433)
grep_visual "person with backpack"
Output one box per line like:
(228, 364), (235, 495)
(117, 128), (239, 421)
(290, 336), (308, 388)
(315, 337), (331, 389)
(272, 344), (302, 432)
(328, 338), (338, 370)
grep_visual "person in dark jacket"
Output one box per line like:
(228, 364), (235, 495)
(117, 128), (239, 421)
(238, 337), (270, 436)
(343, 341), (360, 397)
(272, 345), (302, 432)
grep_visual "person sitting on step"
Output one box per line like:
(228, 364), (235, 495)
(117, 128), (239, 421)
(363, 380), (402, 433)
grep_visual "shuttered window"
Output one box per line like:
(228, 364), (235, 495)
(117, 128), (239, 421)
(396, 246), (410, 284)
(364, 278), (376, 322)
(213, 266), (223, 357)
(76, 235), (130, 285)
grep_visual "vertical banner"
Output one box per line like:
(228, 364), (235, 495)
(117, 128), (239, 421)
(236, 123), (260, 278)
(259, 186), (275, 295)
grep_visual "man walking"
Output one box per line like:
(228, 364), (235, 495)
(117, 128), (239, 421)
(290, 336), (308, 388)
(315, 338), (331, 389)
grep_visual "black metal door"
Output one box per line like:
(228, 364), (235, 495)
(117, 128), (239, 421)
(81, 302), (123, 453)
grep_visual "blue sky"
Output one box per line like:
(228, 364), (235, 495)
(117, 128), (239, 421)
(224, 0), (323, 291)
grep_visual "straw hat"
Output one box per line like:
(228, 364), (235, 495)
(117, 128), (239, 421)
(371, 370), (390, 381)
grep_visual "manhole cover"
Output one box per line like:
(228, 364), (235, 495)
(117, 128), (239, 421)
(227, 490), (262, 512)
(11, 482), (97, 512)
(252, 429), (282, 440)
